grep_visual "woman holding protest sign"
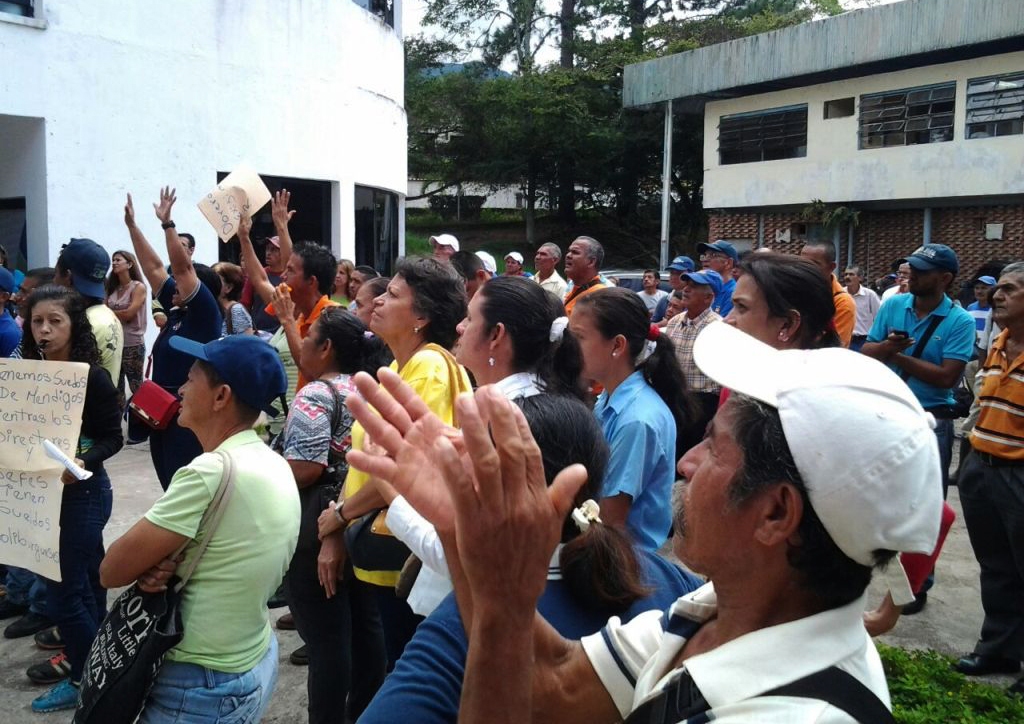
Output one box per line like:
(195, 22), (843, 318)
(20, 285), (123, 712)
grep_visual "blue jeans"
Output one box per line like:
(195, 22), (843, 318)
(45, 473), (113, 681)
(5, 566), (47, 614)
(139, 635), (278, 724)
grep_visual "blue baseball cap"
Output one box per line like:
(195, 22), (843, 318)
(59, 238), (110, 299)
(976, 275), (996, 286)
(0, 267), (13, 293)
(667, 255), (695, 273)
(697, 240), (739, 262)
(907, 244), (958, 274)
(169, 335), (288, 416)
(682, 269), (724, 295)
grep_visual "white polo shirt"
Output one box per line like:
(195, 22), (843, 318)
(582, 583), (889, 723)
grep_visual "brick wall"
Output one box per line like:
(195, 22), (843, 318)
(708, 203), (1024, 281)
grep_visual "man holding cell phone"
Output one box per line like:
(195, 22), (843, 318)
(861, 243), (975, 613)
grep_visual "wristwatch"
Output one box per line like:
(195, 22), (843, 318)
(161, 220), (176, 230)
(332, 499), (348, 525)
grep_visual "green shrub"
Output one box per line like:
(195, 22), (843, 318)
(404, 233), (432, 257)
(878, 645), (1024, 723)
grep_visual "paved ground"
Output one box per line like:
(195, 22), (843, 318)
(0, 440), (1014, 722)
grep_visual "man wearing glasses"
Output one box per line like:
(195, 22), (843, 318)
(696, 240), (738, 316)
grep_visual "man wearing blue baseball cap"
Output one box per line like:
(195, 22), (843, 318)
(697, 240), (738, 316)
(55, 238), (123, 386)
(968, 274), (998, 353)
(665, 269), (723, 432)
(862, 243), (975, 613)
(652, 256), (694, 324)
(101, 333), (299, 722)
(0, 267), (20, 358)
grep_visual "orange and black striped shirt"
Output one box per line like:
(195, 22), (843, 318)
(970, 329), (1024, 461)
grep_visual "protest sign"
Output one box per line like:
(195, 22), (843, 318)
(0, 358), (89, 581)
(197, 165), (272, 242)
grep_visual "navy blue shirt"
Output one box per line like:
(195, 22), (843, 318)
(153, 277), (223, 390)
(358, 550), (702, 724)
(0, 311), (21, 358)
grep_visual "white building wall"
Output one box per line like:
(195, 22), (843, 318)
(703, 52), (1024, 209)
(0, 0), (406, 268)
(406, 180), (524, 210)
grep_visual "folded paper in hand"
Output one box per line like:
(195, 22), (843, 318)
(197, 165), (272, 242)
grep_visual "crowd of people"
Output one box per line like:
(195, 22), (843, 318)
(0, 199), (1021, 722)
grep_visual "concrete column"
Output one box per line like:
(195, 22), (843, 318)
(659, 101), (673, 270)
(923, 207), (933, 244)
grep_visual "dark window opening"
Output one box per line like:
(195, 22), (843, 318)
(859, 82), (955, 149)
(0, 0), (34, 18)
(824, 98), (855, 119)
(354, 185), (399, 276)
(718, 105), (808, 165)
(217, 173), (332, 266)
(0, 197), (27, 273)
(966, 71), (1024, 139)
(351, 0), (394, 28)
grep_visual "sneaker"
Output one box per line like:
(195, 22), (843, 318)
(5, 611), (53, 639)
(31, 679), (80, 713)
(0, 597), (29, 621)
(27, 651), (71, 685)
(901, 592), (927, 616)
(34, 626), (64, 650)
(289, 644), (309, 666)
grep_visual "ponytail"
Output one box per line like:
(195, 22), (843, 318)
(516, 394), (649, 617)
(559, 520), (650, 615)
(643, 334), (702, 459)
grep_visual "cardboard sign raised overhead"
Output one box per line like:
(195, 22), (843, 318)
(0, 358), (90, 581)
(197, 165), (272, 242)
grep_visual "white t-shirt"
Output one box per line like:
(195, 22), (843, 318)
(637, 289), (669, 315)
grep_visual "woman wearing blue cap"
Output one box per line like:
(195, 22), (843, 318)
(100, 335), (300, 724)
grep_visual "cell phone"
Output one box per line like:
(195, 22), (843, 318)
(891, 330), (909, 338)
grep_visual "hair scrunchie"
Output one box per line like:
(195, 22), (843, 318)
(549, 316), (569, 343)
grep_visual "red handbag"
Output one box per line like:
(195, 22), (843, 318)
(128, 380), (180, 430)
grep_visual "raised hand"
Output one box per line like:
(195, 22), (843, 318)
(238, 212), (253, 240)
(271, 189), (295, 230)
(270, 282), (296, 324)
(153, 186), (177, 223)
(437, 387), (586, 610)
(124, 193), (136, 228)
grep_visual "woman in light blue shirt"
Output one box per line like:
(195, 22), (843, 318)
(570, 287), (699, 551)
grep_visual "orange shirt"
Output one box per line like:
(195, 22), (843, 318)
(831, 275), (856, 348)
(564, 277), (612, 315)
(970, 329), (1024, 461)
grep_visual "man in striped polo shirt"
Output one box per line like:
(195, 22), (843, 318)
(955, 262), (1024, 696)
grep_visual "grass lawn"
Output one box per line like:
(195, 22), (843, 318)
(879, 645), (1024, 722)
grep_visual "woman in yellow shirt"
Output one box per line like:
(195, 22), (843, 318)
(317, 256), (470, 701)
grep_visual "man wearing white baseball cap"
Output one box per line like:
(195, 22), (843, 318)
(503, 251), (532, 278)
(429, 233), (459, 261)
(342, 321), (943, 723)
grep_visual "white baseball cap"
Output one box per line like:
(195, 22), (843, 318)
(475, 251), (497, 275)
(429, 233), (460, 252)
(693, 321), (942, 567)
(504, 251), (524, 264)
